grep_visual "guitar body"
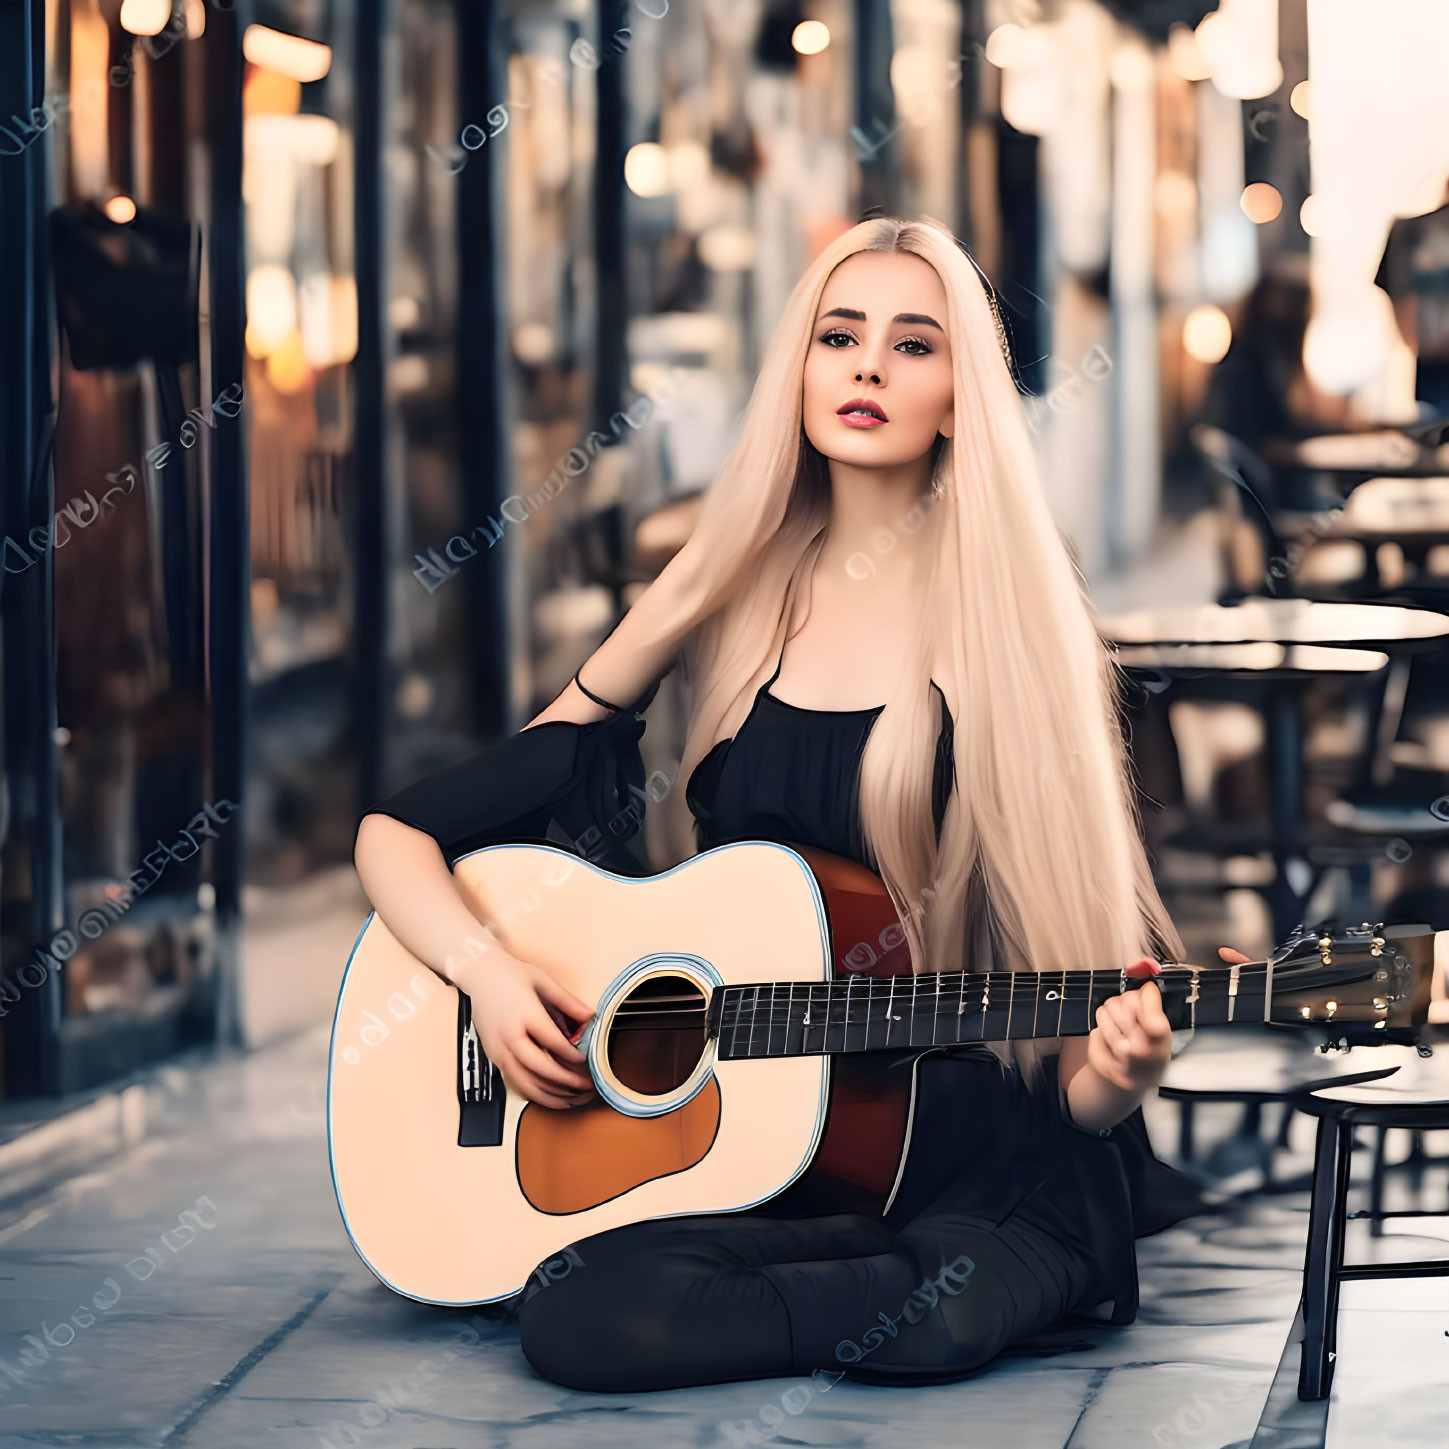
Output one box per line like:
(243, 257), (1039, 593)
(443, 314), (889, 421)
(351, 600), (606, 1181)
(329, 840), (914, 1306)
(332, 833), (1437, 1308)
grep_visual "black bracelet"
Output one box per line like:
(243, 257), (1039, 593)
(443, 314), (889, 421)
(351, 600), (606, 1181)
(573, 668), (627, 713)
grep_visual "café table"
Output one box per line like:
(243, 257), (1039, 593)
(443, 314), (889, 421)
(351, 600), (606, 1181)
(1261, 429), (1449, 478)
(1297, 478), (1449, 590)
(1102, 600), (1449, 940)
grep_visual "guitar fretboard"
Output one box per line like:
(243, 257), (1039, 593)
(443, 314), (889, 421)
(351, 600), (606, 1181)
(709, 964), (1279, 1060)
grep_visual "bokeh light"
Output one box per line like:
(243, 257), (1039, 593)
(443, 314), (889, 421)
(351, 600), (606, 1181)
(1241, 182), (1283, 224)
(1183, 304), (1232, 364)
(119, 0), (170, 37)
(624, 142), (671, 198)
(792, 21), (830, 56)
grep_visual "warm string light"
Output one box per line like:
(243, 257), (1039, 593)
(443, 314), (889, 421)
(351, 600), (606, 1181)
(241, 24), (333, 83)
(119, 0), (170, 38)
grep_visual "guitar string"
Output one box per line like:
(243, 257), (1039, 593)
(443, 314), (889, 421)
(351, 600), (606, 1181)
(608, 961), (1283, 1017)
(713, 983), (1248, 1044)
(612, 977), (1268, 1026)
(612, 965), (1278, 1022)
(709, 969), (1283, 1039)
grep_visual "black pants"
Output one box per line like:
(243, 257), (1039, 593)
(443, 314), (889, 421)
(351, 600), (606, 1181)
(515, 1049), (1138, 1393)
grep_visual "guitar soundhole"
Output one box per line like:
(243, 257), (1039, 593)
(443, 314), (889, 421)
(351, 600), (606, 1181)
(607, 974), (709, 1095)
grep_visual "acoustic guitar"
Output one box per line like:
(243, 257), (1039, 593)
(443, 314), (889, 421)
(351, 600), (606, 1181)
(329, 838), (1438, 1305)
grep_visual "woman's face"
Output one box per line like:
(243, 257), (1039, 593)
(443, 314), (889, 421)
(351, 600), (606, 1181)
(802, 249), (954, 468)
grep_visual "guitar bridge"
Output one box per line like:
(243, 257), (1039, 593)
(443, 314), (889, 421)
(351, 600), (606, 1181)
(458, 993), (505, 1147)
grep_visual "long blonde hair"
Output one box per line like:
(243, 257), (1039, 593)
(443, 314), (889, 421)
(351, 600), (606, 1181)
(664, 215), (1183, 1088)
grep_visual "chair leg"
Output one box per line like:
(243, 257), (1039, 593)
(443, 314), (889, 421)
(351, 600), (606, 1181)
(1262, 1100), (1297, 1191)
(1299, 1114), (1354, 1400)
(1178, 1099), (1195, 1164)
(1369, 1126), (1388, 1239)
(1273, 1100), (1296, 1149)
(1240, 1099), (1264, 1142)
(1324, 1119), (1353, 1371)
(1405, 1129), (1428, 1189)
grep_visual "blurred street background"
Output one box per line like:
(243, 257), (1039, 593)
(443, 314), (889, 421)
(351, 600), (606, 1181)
(1, 1), (1448, 1446)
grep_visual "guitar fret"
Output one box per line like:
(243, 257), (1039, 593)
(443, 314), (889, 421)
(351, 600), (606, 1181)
(709, 963), (1298, 1061)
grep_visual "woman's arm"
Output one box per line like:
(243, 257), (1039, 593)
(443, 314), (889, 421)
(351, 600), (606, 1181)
(525, 535), (708, 729)
(1058, 959), (1176, 1133)
(1058, 947), (1250, 1132)
(354, 534), (707, 988)
(1058, 1028), (1164, 1134)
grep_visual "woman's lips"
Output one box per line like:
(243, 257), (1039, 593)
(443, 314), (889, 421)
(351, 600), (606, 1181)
(837, 400), (888, 428)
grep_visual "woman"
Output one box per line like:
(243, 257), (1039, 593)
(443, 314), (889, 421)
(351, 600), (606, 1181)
(355, 214), (1236, 1392)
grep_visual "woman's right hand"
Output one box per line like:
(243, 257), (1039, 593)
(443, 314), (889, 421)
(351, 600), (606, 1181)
(456, 952), (598, 1110)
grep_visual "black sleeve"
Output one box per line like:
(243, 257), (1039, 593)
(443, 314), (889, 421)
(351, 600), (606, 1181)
(358, 677), (663, 875)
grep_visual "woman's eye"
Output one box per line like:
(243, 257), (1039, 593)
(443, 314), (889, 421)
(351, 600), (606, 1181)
(817, 329), (932, 355)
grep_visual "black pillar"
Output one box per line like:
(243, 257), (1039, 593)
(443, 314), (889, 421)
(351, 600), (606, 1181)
(456, 0), (511, 735)
(203, 3), (248, 1046)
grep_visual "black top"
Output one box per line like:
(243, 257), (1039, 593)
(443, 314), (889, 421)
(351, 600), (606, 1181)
(686, 630), (955, 867)
(360, 697), (661, 873)
(358, 659), (1209, 1323)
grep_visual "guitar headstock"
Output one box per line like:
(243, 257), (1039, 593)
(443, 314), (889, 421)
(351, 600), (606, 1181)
(1265, 921), (1437, 1037)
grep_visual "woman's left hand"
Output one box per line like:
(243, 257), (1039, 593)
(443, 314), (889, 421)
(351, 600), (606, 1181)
(1087, 958), (1175, 1092)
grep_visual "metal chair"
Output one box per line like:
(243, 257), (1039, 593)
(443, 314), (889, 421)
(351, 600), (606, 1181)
(1285, 1045), (1449, 1400)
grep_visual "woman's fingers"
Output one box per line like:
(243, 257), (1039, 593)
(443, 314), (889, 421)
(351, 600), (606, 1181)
(1096, 1007), (1129, 1058)
(1097, 984), (1171, 1076)
(511, 1031), (593, 1094)
(526, 1002), (593, 1066)
(1137, 979), (1171, 1033)
(532, 970), (596, 1035)
(1089, 1020), (1131, 1087)
(1218, 946), (1253, 964)
(511, 1072), (576, 1110)
(491, 1045), (580, 1108)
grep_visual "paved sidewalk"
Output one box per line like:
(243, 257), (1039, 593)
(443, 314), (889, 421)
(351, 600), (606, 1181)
(0, 1018), (1445, 1448)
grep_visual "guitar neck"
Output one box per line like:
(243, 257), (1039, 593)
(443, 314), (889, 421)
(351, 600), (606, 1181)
(710, 963), (1276, 1061)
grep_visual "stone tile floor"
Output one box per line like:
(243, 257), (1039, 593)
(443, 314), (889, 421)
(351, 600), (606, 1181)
(0, 1023), (1445, 1449)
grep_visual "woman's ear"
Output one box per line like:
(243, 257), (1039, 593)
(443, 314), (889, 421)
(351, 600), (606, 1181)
(938, 401), (954, 439)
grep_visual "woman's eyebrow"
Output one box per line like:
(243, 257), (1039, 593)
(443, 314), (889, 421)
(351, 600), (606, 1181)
(818, 306), (944, 333)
